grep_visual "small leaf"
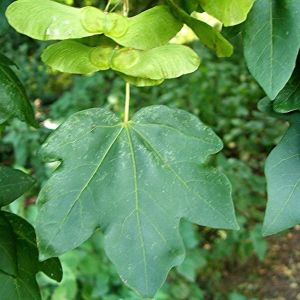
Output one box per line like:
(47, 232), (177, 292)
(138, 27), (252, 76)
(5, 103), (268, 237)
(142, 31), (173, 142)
(166, 0), (233, 57)
(198, 0), (255, 26)
(273, 67), (300, 113)
(111, 44), (200, 80)
(40, 258), (63, 282)
(0, 55), (37, 126)
(0, 165), (35, 207)
(263, 114), (300, 235)
(36, 105), (238, 298)
(243, 0), (300, 99)
(6, 0), (96, 40)
(257, 97), (278, 116)
(0, 212), (62, 300)
(250, 225), (267, 261)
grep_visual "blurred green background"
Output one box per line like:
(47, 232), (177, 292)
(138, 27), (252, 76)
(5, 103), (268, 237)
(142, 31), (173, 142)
(1, 1), (296, 299)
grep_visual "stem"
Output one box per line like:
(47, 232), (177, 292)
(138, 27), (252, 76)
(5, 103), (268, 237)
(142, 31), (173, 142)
(124, 82), (130, 124)
(123, 0), (130, 124)
(109, 0), (121, 12)
(104, 0), (112, 12)
(123, 0), (129, 16)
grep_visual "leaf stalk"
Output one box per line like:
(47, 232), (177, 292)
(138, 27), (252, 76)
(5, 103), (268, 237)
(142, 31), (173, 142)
(104, 0), (112, 12)
(123, 0), (130, 124)
(124, 82), (131, 124)
(123, 0), (129, 16)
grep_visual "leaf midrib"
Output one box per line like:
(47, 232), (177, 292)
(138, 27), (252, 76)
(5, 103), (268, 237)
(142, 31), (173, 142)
(125, 127), (149, 294)
(269, 0), (273, 93)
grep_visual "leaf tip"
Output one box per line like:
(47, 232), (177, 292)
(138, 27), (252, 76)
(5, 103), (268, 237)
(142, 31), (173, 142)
(261, 225), (273, 237)
(232, 221), (240, 231)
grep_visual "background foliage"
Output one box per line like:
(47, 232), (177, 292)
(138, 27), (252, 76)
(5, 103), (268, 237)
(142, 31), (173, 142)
(0, 0), (291, 299)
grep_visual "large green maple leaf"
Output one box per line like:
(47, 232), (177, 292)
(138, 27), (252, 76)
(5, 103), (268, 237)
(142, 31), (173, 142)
(36, 105), (238, 297)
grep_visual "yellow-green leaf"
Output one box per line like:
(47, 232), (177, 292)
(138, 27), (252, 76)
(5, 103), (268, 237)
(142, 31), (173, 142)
(6, 0), (96, 40)
(111, 45), (200, 80)
(42, 41), (200, 82)
(199, 0), (255, 26)
(166, 0), (233, 57)
(80, 6), (128, 37)
(113, 5), (182, 50)
(41, 40), (112, 74)
(82, 5), (182, 50)
(6, 1), (181, 50)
